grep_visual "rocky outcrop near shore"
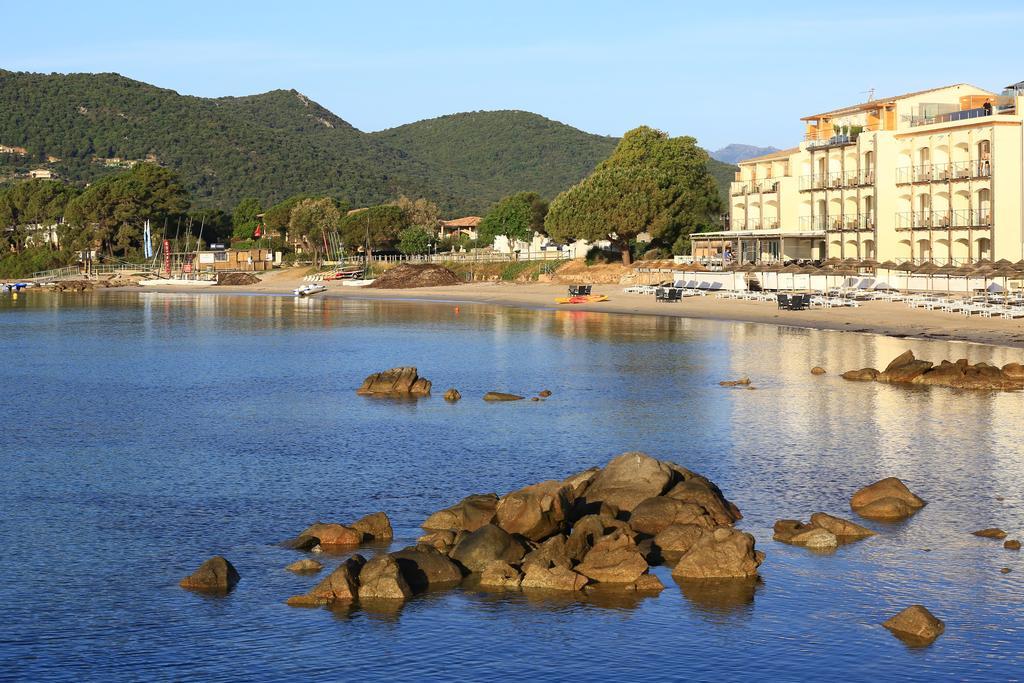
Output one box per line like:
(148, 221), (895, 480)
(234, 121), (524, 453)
(356, 368), (431, 397)
(842, 350), (1024, 391)
(850, 478), (926, 521)
(774, 512), (876, 550)
(283, 512), (394, 550)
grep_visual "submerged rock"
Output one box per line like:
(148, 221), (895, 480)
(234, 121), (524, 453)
(483, 392), (525, 401)
(285, 559), (324, 573)
(810, 366), (826, 375)
(719, 377), (751, 387)
(356, 367), (432, 397)
(972, 527), (1008, 539)
(850, 477), (926, 520)
(841, 368), (879, 381)
(180, 556), (240, 592)
(882, 605), (945, 645)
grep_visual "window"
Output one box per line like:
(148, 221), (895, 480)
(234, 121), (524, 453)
(214, 251), (228, 262)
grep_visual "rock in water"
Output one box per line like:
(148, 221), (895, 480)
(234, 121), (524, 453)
(358, 555), (413, 600)
(653, 524), (706, 556)
(719, 377), (751, 387)
(809, 512), (876, 539)
(422, 493), (499, 532)
(521, 564), (588, 591)
(576, 530), (649, 584)
(356, 367), (432, 397)
(495, 480), (575, 541)
(882, 605), (945, 645)
(672, 528), (764, 579)
(841, 368), (880, 381)
(417, 529), (457, 552)
(294, 523), (362, 547)
(286, 555), (365, 606)
(538, 389), (553, 397)
(1005, 539), (1022, 550)
(444, 388), (461, 402)
(521, 535), (574, 571)
(180, 556), (240, 592)
(483, 392), (524, 401)
(449, 524), (526, 572)
(811, 366), (826, 375)
(285, 559), (324, 573)
(628, 496), (717, 535)
(480, 561), (523, 588)
(843, 351), (1023, 390)
(972, 528), (1008, 539)
(583, 452), (674, 512)
(351, 512), (394, 541)
(390, 545), (463, 592)
(789, 527), (838, 549)
(850, 478), (926, 520)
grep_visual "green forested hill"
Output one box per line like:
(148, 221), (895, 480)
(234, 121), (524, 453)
(0, 70), (735, 214)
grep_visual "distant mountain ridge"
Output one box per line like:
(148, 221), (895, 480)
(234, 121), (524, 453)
(0, 69), (735, 213)
(711, 143), (781, 164)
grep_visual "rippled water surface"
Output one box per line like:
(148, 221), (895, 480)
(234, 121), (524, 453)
(1, 291), (1022, 681)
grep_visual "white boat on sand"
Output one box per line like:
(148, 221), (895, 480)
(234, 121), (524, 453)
(294, 284), (327, 297)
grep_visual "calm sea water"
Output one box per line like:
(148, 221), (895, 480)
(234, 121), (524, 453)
(1, 291), (1022, 682)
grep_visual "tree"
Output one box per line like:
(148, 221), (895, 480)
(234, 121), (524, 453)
(398, 226), (432, 255)
(0, 179), (79, 253)
(65, 164), (189, 257)
(231, 197), (262, 240)
(544, 126), (722, 265)
(394, 196), (440, 230)
(338, 205), (408, 251)
(477, 191), (548, 247)
(288, 197), (340, 263)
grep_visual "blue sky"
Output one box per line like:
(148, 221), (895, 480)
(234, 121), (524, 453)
(4, 1), (1024, 150)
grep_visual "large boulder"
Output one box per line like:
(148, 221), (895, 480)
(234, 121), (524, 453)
(521, 534), (573, 572)
(878, 350), (933, 383)
(356, 367), (431, 396)
(672, 528), (764, 580)
(294, 523), (362, 547)
(882, 605), (945, 645)
(390, 545), (463, 592)
(180, 556), (240, 592)
(809, 512), (876, 539)
(583, 452), (674, 512)
(664, 479), (741, 526)
(358, 555), (413, 600)
(286, 555), (365, 606)
(351, 512), (393, 541)
(417, 529), (458, 552)
(449, 524), (527, 572)
(653, 524), (706, 556)
(851, 478), (926, 520)
(562, 467), (601, 499)
(521, 564), (589, 591)
(564, 514), (612, 562)
(495, 480), (575, 541)
(629, 496), (718, 536)
(422, 493), (499, 532)
(1002, 362), (1024, 380)
(479, 561), (523, 588)
(575, 530), (649, 584)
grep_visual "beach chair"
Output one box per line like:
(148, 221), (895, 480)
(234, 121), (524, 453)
(777, 294), (791, 309)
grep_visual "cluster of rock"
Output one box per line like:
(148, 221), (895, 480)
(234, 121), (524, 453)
(357, 367), (551, 403)
(842, 350), (1024, 391)
(356, 367), (432, 397)
(773, 512), (876, 550)
(972, 527), (1022, 551)
(282, 511), (394, 551)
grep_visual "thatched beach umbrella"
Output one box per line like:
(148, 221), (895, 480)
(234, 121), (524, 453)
(934, 263), (959, 293)
(876, 260), (898, 289)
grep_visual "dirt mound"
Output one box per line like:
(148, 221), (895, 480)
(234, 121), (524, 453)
(217, 272), (261, 286)
(370, 263), (460, 289)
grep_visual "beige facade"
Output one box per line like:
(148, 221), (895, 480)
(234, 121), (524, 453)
(693, 81), (1024, 266)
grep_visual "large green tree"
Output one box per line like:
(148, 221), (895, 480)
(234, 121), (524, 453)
(338, 205), (408, 251)
(0, 179), (79, 252)
(394, 195), (440, 230)
(544, 126), (722, 264)
(477, 191), (548, 247)
(64, 164), (189, 257)
(231, 197), (262, 240)
(397, 226), (432, 255)
(288, 197), (340, 263)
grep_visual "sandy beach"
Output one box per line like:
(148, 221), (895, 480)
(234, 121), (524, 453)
(120, 267), (1024, 350)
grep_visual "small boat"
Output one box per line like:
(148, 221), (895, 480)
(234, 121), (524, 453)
(293, 283), (327, 297)
(555, 294), (609, 305)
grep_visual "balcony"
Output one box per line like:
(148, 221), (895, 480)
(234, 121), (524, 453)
(730, 218), (782, 231)
(895, 209), (992, 230)
(908, 106), (993, 128)
(730, 178), (783, 196)
(895, 160), (991, 184)
(799, 214), (875, 232)
(804, 122), (883, 149)
(799, 169), (876, 191)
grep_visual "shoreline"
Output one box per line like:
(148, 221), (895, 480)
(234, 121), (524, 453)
(107, 269), (1024, 351)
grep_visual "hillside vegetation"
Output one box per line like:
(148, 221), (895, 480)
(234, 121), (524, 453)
(0, 70), (736, 214)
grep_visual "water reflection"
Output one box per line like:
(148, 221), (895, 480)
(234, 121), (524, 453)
(676, 577), (760, 620)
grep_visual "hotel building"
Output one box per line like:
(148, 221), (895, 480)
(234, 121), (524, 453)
(692, 81), (1024, 265)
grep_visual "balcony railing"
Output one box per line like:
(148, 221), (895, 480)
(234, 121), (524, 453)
(730, 218), (782, 231)
(895, 159), (992, 184)
(730, 178), (783, 196)
(804, 122), (883, 149)
(895, 209), (992, 230)
(908, 106), (993, 128)
(798, 214), (875, 231)
(799, 168), (876, 191)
